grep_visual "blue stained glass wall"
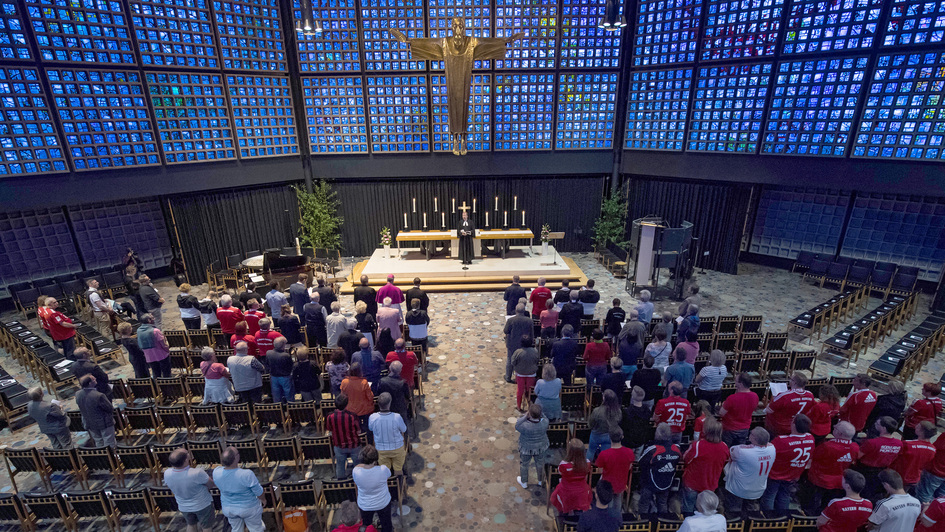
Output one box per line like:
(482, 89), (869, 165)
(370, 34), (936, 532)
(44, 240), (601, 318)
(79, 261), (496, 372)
(297, 0), (360, 72)
(0, 208), (81, 291)
(560, 0), (620, 68)
(689, 63), (772, 153)
(762, 56), (868, 158)
(302, 76), (368, 154)
(556, 72), (617, 149)
(0, 0), (30, 60)
(26, 0), (135, 65)
(226, 75), (298, 159)
(366, 74), (429, 152)
(625, 68), (692, 152)
(783, 0), (883, 54)
(431, 73), (491, 152)
(883, 0), (945, 47)
(129, 0), (220, 69)
(633, 0), (703, 67)
(702, 0), (784, 61)
(494, 73), (554, 150)
(495, 0), (557, 69)
(749, 187), (849, 258)
(213, 0), (286, 72)
(428, 0), (492, 69)
(361, 0), (426, 71)
(47, 68), (159, 170)
(853, 52), (945, 161)
(0, 66), (67, 176)
(146, 72), (235, 163)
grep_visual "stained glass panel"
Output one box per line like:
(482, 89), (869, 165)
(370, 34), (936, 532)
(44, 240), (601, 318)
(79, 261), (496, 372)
(26, 0), (135, 65)
(560, 0), (621, 68)
(213, 0), (286, 71)
(296, 0), (360, 72)
(431, 73), (491, 152)
(428, 0), (492, 69)
(626, 68), (693, 151)
(495, 0), (557, 69)
(361, 0), (425, 71)
(226, 75), (298, 159)
(301, 76), (368, 154)
(556, 72), (617, 149)
(146, 71), (235, 163)
(633, 0), (703, 67)
(494, 73), (554, 151)
(702, 0), (784, 60)
(366, 74), (429, 152)
(783, 0), (883, 54)
(0, 67), (67, 175)
(883, 0), (945, 47)
(129, 0), (219, 69)
(689, 62), (773, 153)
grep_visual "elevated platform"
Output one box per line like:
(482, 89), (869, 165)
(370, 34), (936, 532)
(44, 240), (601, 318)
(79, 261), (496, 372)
(339, 246), (587, 293)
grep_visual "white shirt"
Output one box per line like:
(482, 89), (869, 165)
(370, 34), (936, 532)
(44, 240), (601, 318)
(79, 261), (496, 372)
(868, 493), (921, 532)
(725, 443), (776, 499)
(678, 512), (727, 532)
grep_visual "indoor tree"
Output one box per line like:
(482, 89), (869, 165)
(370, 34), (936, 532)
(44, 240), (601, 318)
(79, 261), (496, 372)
(592, 190), (629, 254)
(294, 181), (343, 250)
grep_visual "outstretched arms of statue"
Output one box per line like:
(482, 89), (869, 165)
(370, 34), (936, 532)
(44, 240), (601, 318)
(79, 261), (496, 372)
(473, 32), (527, 60)
(389, 28), (444, 61)
(390, 28), (408, 43)
(505, 32), (527, 44)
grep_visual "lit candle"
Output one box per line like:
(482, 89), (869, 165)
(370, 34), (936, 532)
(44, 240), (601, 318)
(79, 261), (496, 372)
(441, 212), (445, 227)
(522, 210), (525, 226)
(514, 196), (518, 210)
(434, 197), (438, 211)
(485, 211), (489, 226)
(423, 212), (427, 227)
(452, 198), (456, 213)
(404, 212), (407, 227)
(412, 198), (416, 212)
(495, 196), (498, 210)
(473, 198), (476, 212)
(504, 210), (508, 226)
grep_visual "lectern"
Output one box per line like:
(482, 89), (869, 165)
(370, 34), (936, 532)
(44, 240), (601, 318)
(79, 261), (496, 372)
(628, 217), (694, 299)
(633, 218), (665, 287)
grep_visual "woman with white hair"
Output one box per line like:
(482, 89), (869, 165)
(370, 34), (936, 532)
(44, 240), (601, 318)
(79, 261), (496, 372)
(375, 297), (403, 341)
(635, 289), (654, 325)
(694, 349), (727, 409)
(678, 491), (726, 532)
(200, 347), (234, 404)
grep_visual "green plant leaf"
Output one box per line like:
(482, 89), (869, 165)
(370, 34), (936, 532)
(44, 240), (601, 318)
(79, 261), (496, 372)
(294, 181), (343, 251)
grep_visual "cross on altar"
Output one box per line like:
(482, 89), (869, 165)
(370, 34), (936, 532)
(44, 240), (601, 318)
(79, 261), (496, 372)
(458, 201), (472, 213)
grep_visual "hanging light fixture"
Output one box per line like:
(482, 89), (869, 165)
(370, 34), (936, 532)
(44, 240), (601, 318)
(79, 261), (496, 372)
(295, 0), (323, 37)
(598, 0), (627, 31)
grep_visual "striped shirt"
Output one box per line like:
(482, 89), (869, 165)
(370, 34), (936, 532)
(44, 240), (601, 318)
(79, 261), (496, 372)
(326, 409), (361, 449)
(697, 365), (728, 391)
(368, 411), (407, 451)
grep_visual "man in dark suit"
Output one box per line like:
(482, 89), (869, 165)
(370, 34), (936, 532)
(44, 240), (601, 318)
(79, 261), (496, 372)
(75, 374), (116, 448)
(405, 277), (429, 312)
(70, 347), (113, 400)
(458, 210), (475, 265)
(238, 282), (257, 309)
(551, 325), (580, 385)
(288, 274), (310, 316)
(314, 277), (337, 310)
(303, 292), (328, 347)
(353, 275), (378, 317)
(503, 276), (526, 316)
(27, 387), (71, 448)
(559, 290), (585, 337)
(503, 303), (534, 383)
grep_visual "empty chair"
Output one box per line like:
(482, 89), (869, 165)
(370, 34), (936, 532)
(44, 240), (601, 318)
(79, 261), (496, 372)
(156, 405), (193, 435)
(110, 487), (160, 532)
(187, 439), (223, 468)
(225, 253), (244, 269)
(124, 405), (164, 441)
(0, 492), (37, 530)
(298, 434), (333, 469)
(869, 268), (894, 298)
(845, 264), (872, 289)
(254, 402), (291, 433)
(822, 261), (850, 289)
(63, 489), (119, 531)
(889, 266), (919, 296)
(76, 446), (124, 487)
(21, 492), (74, 530)
(286, 400), (319, 429)
(190, 403), (228, 434)
(115, 444), (159, 484)
(803, 258), (830, 286)
(222, 403), (258, 434)
(262, 436), (302, 478)
(792, 251), (816, 273)
(3, 447), (50, 492)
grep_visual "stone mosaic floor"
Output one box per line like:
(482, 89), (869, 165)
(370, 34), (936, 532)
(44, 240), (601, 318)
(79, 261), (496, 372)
(0, 253), (939, 531)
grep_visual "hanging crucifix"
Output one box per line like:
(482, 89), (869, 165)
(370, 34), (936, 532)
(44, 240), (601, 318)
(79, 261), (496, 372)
(391, 19), (525, 156)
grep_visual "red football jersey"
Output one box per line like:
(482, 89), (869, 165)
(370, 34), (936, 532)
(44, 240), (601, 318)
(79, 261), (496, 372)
(905, 397), (944, 429)
(808, 439), (859, 489)
(819, 497), (873, 532)
(655, 397), (692, 433)
(216, 306), (244, 334)
(838, 389), (877, 432)
(765, 389), (815, 435)
(243, 309), (265, 335)
(891, 440), (937, 485)
(47, 309), (76, 341)
(769, 433), (815, 481)
(37, 306), (51, 330)
(693, 414), (705, 439)
(917, 497), (945, 531)
(595, 446), (635, 494)
(858, 436), (903, 468)
(926, 435), (945, 477)
(255, 330), (284, 358)
(809, 400), (840, 437)
(230, 333), (257, 357)
(682, 439), (730, 492)
(529, 287), (553, 316)
(721, 391), (759, 431)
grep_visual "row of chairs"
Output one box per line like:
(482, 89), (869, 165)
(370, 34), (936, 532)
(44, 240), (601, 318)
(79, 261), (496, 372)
(821, 293), (917, 368)
(795, 253), (920, 299)
(8, 266), (127, 321)
(788, 285), (870, 342)
(558, 514), (818, 532)
(870, 309), (945, 383)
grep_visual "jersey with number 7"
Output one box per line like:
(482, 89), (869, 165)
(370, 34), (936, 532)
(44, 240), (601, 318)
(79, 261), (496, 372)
(765, 389), (815, 435)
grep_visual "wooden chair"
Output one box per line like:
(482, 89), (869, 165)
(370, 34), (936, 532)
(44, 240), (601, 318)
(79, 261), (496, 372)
(560, 386), (586, 419)
(156, 404), (193, 435)
(183, 375), (205, 402)
(716, 316), (740, 335)
(155, 376), (189, 404)
(275, 479), (320, 529)
(76, 446), (124, 487)
(791, 349), (817, 377)
(150, 443), (177, 470)
(40, 448), (88, 492)
(316, 479), (357, 529)
(286, 400), (320, 429)
(3, 447), (50, 492)
(190, 403), (228, 434)
(186, 439), (222, 468)
(110, 487), (160, 532)
(746, 515), (790, 532)
(263, 436), (302, 479)
(226, 437), (268, 476)
(299, 435), (334, 469)
(63, 489), (119, 531)
(255, 402), (292, 434)
(0, 492), (37, 531)
(124, 405), (164, 442)
(21, 492), (75, 531)
(115, 444), (159, 485)
(222, 403), (258, 435)
(127, 378), (161, 404)
(148, 486), (179, 526)
(548, 422), (570, 450)
(655, 517), (684, 532)
(762, 332), (788, 353)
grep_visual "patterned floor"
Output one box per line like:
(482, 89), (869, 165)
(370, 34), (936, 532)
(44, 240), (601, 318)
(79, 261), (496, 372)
(0, 253), (939, 531)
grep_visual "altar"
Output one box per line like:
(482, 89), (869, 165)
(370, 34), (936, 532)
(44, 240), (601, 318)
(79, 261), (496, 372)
(395, 228), (534, 260)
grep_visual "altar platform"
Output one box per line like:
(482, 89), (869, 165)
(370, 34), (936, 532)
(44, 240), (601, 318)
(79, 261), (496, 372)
(338, 246), (587, 293)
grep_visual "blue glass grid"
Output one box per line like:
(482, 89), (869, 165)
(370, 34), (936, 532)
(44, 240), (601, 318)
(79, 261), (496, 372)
(361, 0), (425, 71)
(0, 209), (81, 292)
(0, 67), (67, 176)
(301, 76), (367, 154)
(226, 75), (298, 159)
(689, 62), (773, 153)
(47, 68), (160, 170)
(0, 0), (29, 60)
(213, 0), (286, 72)
(428, 0), (492, 70)
(783, 0), (883, 54)
(366, 74), (429, 152)
(749, 187), (849, 258)
(556, 72), (617, 150)
(145, 72), (235, 163)
(560, 0), (621, 68)
(883, 0), (945, 47)
(26, 0), (135, 65)
(702, 0), (784, 60)
(296, 0), (360, 72)
(431, 73), (491, 152)
(841, 193), (945, 281)
(495, 0), (557, 69)
(853, 52), (945, 161)
(762, 56), (868, 158)
(68, 199), (173, 270)
(633, 0), (703, 67)
(625, 68), (693, 151)
(129, 0), (220, 69)
(494, 73), (554, 151)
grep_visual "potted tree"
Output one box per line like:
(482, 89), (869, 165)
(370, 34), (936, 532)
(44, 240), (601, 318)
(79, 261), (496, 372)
(294, 181), (343, 264)
(592, 191), (628, 260)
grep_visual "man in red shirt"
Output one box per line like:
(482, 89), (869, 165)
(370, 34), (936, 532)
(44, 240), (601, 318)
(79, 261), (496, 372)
(45, 297), (77, 360)
(653, 381), (692, 444)
(595, 428), (634, 510)
(918, 496), (945, 530)
(215, 295), (244, 335)
(243, 299), (265, 335)
(904, 382), (944, 440)
(528, 277), (553, 319)
(805, 421), (859, 515)
(838, 374), (876, 433)
(816, 469), (873, 532)
(254, 318), (284, 360)
(762, 414), (815, 512)
(719, 372), (759, 446)
(681, 418), (730, 513)
(916, 421), (945, 504)
(854, 416), (903, 500)
(765, 373), (815, 436)
(891, 420), (937, 493)
(386, 338), (419, 389)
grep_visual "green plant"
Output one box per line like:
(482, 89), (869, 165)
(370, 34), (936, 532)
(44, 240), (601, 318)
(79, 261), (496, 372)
(592, 191), (628, 250)
(294, 181), (343, 250)
(379, 226), (392, 247)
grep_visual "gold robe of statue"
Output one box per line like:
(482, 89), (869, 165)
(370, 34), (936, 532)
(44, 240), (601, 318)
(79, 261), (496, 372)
(391, 18), (524, 155)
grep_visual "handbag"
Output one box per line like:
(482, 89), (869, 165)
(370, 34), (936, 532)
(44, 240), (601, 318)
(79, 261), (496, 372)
(282, 508), (308, 532)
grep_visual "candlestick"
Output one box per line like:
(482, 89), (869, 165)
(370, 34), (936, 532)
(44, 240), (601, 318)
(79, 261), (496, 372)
(495, 196), (498, 210)
(504, 211), (508, 226)
(423, 212), (427, 228)
(452, 198), (456, 213)
(434, 197), (438, 211)
(412, 198), (416, 213)
(441, 212), (445, 227)
(404, 212), (407, 227)
(514, 196), (518, 210)
(522, 210), (525, 226)
(485, 211), (489, 226)
(472, 198), (476, 212)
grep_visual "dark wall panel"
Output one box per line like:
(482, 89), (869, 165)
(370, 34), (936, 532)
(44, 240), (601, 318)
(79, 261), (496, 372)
(69, 199), (173, 270)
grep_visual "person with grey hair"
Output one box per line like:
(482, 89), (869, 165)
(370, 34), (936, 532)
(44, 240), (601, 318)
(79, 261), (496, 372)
(199, 347), (233, 404)
(267, 336), (294, 403)
(503, 275), (526, 316)
(376, 297), (403, 341)
(638, 422), (682, 516)
(227, 341), (265, 404)
(75, 374), (117, 448)
(369, 392), (409, 484)
(137, 312), (171, 378)
(326, 301), (347, 348)
(676, 303), (701, 342)
(338, 317), (365, 361)
(617, 309), (647, 349)
(551, 324), (579, 385)
(213, 446), (264, 532)
(335, 500), (370, 532)
(694, 349), (728, 408)
(353, 337), (385, 385)
(635, 289), (654, 325)
(377, 360), (411, 424)
(215, 293), (243, 335)
(503, 302), (534, 383)
(137, 274), (164, 329)
(70, 346), (113, 399)
(165, 448), (215, 532)
(678, 284), (702, 318)
(678, 491), (726, 532)
(27, 386), (71, 448)
(559, 290), (584, 335)
(724, 426), (776, 518)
